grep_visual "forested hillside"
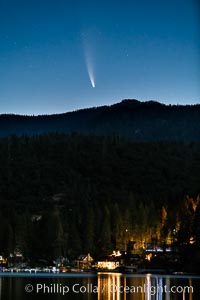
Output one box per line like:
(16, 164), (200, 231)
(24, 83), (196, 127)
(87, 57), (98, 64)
(0, 134), (200, 260)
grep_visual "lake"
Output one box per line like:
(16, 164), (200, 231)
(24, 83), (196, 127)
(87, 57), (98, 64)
(0, 272), (200, 300)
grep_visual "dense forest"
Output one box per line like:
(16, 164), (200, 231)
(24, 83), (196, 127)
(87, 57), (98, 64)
(1, 99), (200, 140)
(0, 133), (200, 262)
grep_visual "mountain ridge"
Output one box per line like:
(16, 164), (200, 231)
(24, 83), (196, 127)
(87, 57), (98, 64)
(1, 99), (200, 140)
(1, 99), (199, 117)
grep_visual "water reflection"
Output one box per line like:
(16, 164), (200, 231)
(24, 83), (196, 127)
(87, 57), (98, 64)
(0, 273), (198, 300)
(97, 273), (194, 300)
(0, 277), (2, 300)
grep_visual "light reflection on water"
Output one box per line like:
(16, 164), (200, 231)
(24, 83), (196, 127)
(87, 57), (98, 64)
(0, 273), (199, 300)
(97, 273), (197, 300)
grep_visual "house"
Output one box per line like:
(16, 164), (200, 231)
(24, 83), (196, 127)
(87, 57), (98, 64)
(53, 256), (69, 267)
(0, 256), (7, 266)
(97, 260), (119, 270)
(76, 253), (94, 269)
(97, 255), (120, 270)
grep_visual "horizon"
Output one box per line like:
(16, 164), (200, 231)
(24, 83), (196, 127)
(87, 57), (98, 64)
(0, 98), (200, 117)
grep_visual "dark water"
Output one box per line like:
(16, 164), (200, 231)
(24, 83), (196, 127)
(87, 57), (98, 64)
(0, 272), (200, 300)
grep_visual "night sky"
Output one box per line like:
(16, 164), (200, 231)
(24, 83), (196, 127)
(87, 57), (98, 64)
(0, 0), (199, 115)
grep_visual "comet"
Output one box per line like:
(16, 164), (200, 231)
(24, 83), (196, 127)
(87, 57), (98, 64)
(82, 33), (96, 88)
(85, 56), (95, 88)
